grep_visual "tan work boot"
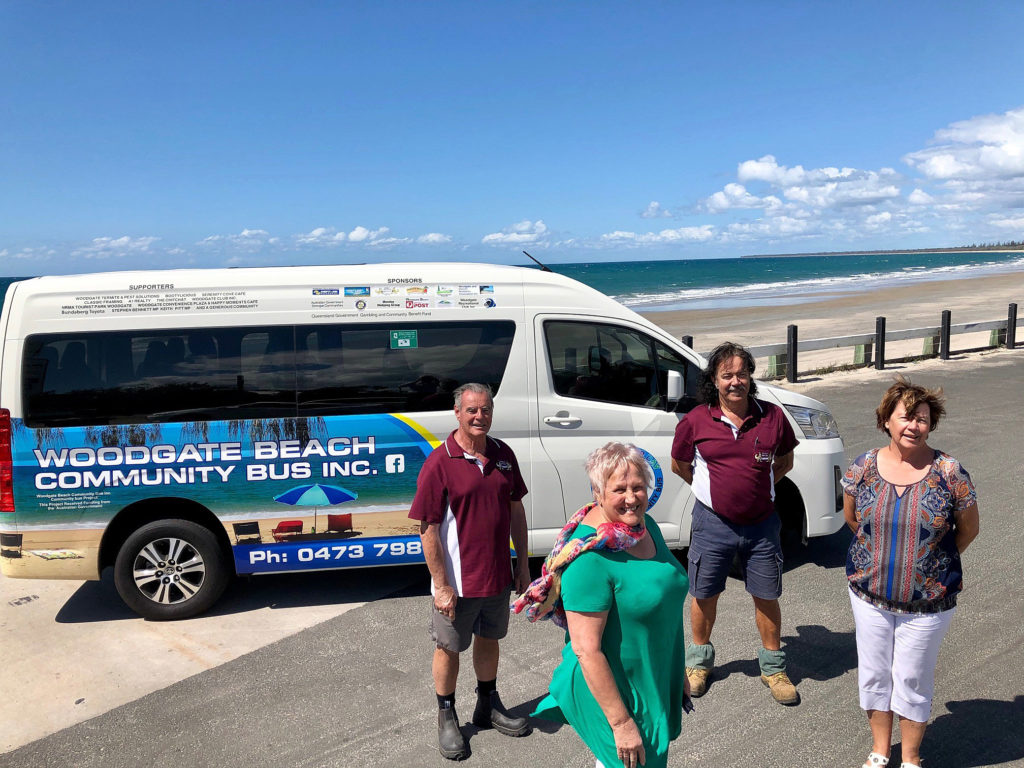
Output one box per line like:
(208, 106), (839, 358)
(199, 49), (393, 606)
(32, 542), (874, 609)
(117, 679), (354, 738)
(760, 671), (799, 705)
(685, 667), (711, 698)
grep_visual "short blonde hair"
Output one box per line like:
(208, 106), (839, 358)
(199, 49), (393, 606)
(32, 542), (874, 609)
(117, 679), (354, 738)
(876, 376), (946, 435)
(584, 442), (653, 498)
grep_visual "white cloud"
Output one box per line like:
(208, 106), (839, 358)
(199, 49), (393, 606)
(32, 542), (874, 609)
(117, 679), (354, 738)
(199, 229), (278, 250)
(1, 246), (56, 261)
(782, 177), (901, 208)
(640, 201), (672, 218)
(702, 183), (780, 213)
(990, 215), (1024, 229)
(737, 155), (811, 186)
(345, 226), (383, 242)
(724, 216), (813, 239)
(600, 225), (715, 245)
(904, 107), (1024, 181)
(906, 152), (974, 180)
(73, 235), (160, 259)
(294, 226), (441, 248)
(737, 155), (901, 190)
(482, 219), (550, 245)
(907, 188), (934, 205)
(417, 232), (452, 244)
(702, 154), (903, 236)
(296, 227), (347, 245)
(366, 235), (412, 248)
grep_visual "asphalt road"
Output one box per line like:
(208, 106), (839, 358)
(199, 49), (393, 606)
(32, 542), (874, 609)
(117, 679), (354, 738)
(4, 350), (1023, 768)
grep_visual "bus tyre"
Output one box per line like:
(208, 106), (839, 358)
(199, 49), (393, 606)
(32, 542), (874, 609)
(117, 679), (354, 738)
(114, 519), (229, 621)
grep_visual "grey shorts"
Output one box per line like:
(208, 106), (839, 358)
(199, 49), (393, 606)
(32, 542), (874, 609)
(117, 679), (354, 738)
(430, 588), (512, 653)
(687, 500), (783, 601)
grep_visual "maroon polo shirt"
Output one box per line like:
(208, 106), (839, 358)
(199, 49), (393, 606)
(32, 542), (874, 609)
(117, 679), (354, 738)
(671, 398), (798, 525)
(408, 431), (527, 598)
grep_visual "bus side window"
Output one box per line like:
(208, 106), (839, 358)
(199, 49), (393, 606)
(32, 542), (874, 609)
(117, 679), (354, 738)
(296, 321), (516, 416)
(54, 341), (97, 393)
(38, 345), (59, 392)
(544, 320), (696, 412)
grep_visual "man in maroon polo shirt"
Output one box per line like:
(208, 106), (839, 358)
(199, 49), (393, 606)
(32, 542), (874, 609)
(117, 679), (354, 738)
(671, 342), (801, 707)
(409, 382), (532, 760)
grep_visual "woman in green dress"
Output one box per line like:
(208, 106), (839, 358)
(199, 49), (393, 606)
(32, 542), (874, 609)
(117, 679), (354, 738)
(514, 442), (690, 768)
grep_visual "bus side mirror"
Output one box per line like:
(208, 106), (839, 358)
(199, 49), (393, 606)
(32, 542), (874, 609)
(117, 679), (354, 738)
(666, 370), (683, 405)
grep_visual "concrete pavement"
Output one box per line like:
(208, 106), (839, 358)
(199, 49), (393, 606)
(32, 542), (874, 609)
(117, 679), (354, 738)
(3, 349), (1023, 767)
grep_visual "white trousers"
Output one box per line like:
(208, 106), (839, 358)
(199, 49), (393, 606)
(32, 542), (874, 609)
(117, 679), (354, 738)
(849, 587), (954, 722)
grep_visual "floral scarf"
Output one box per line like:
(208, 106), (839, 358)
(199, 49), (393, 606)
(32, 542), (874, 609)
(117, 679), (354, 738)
(511, 502), (646, 629)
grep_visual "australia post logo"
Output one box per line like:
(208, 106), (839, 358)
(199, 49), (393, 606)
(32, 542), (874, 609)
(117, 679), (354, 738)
(405, 299), (430, 309)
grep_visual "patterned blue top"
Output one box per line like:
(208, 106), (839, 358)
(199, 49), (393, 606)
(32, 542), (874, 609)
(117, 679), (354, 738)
(842, 449), (976, 614)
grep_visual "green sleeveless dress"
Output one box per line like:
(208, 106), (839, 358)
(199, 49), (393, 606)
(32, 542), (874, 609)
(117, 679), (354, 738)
(532, 516), (689, 768)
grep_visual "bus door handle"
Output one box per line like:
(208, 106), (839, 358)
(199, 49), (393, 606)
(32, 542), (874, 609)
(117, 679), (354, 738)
(543, 412), (582, 428)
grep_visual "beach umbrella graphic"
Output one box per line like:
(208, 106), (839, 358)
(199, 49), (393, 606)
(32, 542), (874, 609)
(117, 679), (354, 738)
(273, 483), (358, 534)
(274, 483), (357, 507)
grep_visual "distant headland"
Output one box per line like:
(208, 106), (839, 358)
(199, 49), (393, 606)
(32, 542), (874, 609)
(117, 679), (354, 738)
(744, 242), (1024, 258)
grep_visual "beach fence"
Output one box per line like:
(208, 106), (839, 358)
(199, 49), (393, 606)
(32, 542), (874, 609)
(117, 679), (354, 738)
(686, 302), (1020, 384)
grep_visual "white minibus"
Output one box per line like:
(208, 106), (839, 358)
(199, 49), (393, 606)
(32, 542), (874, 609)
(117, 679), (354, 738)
(0, 263), (845, 619)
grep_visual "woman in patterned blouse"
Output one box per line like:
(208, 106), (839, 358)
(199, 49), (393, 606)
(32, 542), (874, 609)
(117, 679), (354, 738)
(842, 377), (980, 768)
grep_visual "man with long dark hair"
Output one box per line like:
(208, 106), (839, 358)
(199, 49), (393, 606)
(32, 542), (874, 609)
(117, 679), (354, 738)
(670, 342), (800, 706)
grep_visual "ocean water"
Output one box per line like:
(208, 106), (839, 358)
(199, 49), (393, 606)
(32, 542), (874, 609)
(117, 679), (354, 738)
(2, 250), (1023, 313)
(547, 251), (1024, 311)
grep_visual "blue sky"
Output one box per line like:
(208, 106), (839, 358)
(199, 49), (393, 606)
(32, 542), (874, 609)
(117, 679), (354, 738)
(3, 1), (1024, 274)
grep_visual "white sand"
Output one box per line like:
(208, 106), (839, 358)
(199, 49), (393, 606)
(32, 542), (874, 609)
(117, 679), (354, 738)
(639, 272), (1024, 379)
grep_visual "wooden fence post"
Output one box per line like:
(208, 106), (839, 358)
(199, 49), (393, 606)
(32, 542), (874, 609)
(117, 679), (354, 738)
(874, 317), (886, 370)
(786, 324), (798, 383)
(1007, 304), (1017, 350)
(940, 310), (951, 360)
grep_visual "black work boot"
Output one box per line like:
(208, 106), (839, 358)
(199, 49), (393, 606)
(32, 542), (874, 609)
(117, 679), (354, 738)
(471, 690), (530, 737)
(437, 706), (468, 760)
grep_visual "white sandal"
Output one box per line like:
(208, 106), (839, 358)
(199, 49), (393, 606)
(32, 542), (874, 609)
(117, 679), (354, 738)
(863, 754), (889, 768)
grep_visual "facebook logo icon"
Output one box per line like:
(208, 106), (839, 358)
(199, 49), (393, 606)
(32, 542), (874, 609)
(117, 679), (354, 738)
(385, 454), (405, 474)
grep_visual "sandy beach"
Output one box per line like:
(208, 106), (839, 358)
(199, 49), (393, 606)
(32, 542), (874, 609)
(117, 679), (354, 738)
(640, 271), (1024, 377)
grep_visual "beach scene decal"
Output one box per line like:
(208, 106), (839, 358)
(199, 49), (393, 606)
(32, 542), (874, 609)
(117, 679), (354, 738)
(6, 413), (440, 577)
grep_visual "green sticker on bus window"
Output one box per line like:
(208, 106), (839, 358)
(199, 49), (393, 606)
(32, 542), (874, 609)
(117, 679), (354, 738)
(390, 330), (418, 349)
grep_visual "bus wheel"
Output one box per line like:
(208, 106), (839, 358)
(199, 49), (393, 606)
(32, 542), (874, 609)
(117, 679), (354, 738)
(114, 519), (229, 620)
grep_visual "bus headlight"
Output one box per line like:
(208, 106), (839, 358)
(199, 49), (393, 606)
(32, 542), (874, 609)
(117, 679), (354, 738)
(785, 405), (840, 439)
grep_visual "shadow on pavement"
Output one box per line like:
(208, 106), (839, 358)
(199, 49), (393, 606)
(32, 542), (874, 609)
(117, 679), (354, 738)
(706, 623), (857, 687)
(512, 694), (564, 735)
(784, 624), (857, 684)
(705, 656), (762, 687)
(783, 526), (852, 573)
(919, 695), (1024, 768)
(54, 563), (431, 623)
